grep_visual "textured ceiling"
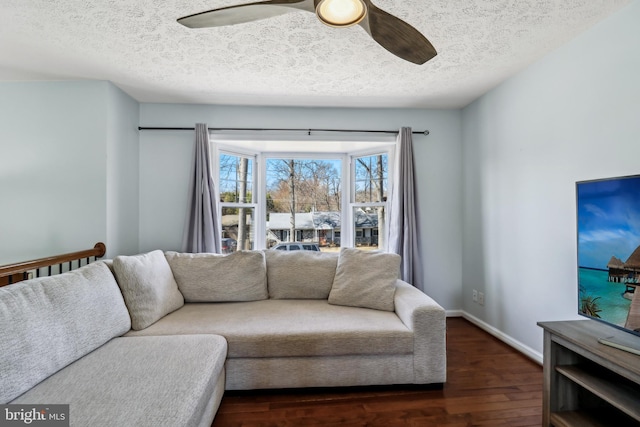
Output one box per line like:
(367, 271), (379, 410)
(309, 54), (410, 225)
(0, 0), (631, 108)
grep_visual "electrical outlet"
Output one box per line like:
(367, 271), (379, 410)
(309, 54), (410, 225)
(472, 289), (478, 302)
(478, 292), (485, 306)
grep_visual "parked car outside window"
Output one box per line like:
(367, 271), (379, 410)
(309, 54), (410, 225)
(270, 242), (320, 252)
(221, 238), (237, 254)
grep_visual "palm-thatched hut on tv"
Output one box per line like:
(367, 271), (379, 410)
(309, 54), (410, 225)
(607, 256), (627, 281)
(607, 245), (640, 288)
(624, 245), (640, 272)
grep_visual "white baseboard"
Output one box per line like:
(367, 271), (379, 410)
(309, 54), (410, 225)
(446, 311), (543, 365)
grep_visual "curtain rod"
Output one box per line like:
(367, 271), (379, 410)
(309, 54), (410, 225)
(137, 126), (430, 136)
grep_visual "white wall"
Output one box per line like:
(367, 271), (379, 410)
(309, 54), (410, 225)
(0, 82), (107, 264)
(139, 104), (463, 309)
(106, 83), (140, 258)
(0, 81), (139, 263)
(461, 0), (640, 357)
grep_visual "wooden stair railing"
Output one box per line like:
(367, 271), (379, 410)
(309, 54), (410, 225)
(0, 242), (106, 287)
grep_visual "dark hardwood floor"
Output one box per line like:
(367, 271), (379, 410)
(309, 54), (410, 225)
(212, 317), (543, 426)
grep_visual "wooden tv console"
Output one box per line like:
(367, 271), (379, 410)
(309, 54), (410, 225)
(538, 320), (640, 427)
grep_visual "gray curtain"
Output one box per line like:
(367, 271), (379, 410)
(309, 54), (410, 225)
(388, 127), (424, 289)
(182, 123), (221, 253)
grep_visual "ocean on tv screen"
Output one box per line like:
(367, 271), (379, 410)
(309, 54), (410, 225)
(579, 267), (632, 327)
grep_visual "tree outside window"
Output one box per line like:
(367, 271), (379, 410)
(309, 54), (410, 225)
(219, 153), (255, 251)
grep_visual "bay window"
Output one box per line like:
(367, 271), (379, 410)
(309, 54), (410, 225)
(214, 136), (393, 252)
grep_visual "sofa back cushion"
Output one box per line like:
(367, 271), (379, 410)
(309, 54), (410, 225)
(165, 251), (268, 302)
(328, 248), (400, 311)
(0, 262), (131, 403)
(112, 250), (184, 330)
(265, 250), (339, 299)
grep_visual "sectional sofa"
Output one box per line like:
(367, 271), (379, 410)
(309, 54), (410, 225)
(0, 247), (446, 426)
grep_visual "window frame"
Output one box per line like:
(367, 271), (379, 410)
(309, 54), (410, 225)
(348, 149), (394, 250)
(261, 151), (347, 250)
(216, 148), (258, 249)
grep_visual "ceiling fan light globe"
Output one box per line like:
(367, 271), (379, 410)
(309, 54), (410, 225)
(316, 0), (367, 28)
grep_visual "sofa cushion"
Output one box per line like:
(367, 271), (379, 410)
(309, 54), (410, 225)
(165, 251), (268, 302)
(125, 300), (413, 358)
(328, 248), (400, 311)
(265, 250), (339, 299)
(11, 335), (227, 427)
(0, 262), (131, 404)
(113, 250), (184, 330)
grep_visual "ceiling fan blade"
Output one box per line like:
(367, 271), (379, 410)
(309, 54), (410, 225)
(359, 0), (437, 65)
(178, 0), (314, 28)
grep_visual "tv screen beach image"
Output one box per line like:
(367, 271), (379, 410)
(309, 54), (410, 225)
(577, 175), (640, 334)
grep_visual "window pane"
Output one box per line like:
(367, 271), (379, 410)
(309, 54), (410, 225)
(353, 206), (385, 250)
(219, 153), (253, 203)
(221, 206), (254, 250)
(354, 154), (388, 203)
(265, 158), (341, 252)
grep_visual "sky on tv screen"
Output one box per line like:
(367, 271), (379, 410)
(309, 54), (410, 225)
(577, 175), (640, 269)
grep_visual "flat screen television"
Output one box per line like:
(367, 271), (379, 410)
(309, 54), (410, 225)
(577, 174), (640, 355)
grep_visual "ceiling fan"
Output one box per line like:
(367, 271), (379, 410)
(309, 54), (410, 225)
(177, 0), (437, 65)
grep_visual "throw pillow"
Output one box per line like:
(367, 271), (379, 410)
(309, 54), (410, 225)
(328, 248), (400, 311)
(165, 250), (268, 302)
(112, 250), (184, 330)
(265, 250), (339, 299)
